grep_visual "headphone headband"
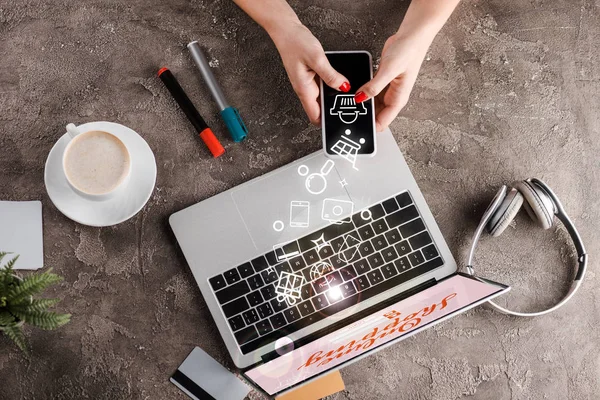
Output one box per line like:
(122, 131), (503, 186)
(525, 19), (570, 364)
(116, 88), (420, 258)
(466, 179), (588, 317)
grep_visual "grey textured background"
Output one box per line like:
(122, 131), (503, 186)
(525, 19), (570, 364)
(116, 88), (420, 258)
(1, 0), (599, 399)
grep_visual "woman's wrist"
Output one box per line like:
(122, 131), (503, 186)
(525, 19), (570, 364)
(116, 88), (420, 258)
(263, 16), (304, 45)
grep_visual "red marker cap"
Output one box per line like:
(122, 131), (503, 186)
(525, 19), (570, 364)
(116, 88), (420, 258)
(199, 128), (225, 158)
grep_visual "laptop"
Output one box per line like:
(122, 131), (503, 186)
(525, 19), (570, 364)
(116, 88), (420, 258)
(170, 129), (509, 397)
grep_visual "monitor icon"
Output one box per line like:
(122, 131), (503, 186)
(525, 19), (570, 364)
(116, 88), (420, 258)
(330, 94), (368, 124)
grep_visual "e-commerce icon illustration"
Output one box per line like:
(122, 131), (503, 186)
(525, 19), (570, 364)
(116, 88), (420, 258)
(310, 261), (334, 281)
(289, 201), (310, 228)
(311, 233), (329, 252)
(360, 209), (372, 221)
(330, 94), (368, 124)
(272, 220), (284, 232)
(275, 271), (306, 306)
(322, 198), (354, 224)
(337, 231), (361, 262)
(299, 159), (335, 195)
(273, 242), (300, 262)
(330, 129), (364, 171)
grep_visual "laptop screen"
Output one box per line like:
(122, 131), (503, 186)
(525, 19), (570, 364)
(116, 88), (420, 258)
(244, 274), (508, 396)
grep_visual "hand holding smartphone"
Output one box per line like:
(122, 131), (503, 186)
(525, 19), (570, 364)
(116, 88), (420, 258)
(320, 51), (377, 158)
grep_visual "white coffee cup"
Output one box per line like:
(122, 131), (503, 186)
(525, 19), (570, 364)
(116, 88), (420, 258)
(62, 123), (132, 201)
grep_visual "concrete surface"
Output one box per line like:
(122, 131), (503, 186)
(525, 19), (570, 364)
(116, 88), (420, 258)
(0, 0), (598, 399)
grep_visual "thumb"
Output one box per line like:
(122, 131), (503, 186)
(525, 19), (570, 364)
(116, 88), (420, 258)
(311, 55), (351, 92)
(354, 64), (397, 103)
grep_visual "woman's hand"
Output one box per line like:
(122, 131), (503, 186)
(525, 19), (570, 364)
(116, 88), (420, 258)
(269, 22), (350, 125)
(354, 32), (433, 132)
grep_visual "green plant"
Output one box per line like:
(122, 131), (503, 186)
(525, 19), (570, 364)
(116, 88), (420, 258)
(0, 252), (71, 354)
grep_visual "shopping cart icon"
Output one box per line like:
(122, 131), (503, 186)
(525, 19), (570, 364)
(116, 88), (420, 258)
(330, 94), (368, 124)
(330, 134), (362, 170)
(275, 271), (306, 306)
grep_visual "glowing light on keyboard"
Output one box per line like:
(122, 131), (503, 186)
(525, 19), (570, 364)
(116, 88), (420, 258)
(328, 286), (342, 301)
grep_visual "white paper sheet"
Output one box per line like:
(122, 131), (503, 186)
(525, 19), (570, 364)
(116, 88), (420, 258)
(0, 201), (43, 270)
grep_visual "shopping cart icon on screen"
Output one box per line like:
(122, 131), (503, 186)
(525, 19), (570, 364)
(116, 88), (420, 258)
(330, 135), (362, 170)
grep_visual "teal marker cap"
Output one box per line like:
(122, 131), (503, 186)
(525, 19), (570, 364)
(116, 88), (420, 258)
(220, 106), (247, 142)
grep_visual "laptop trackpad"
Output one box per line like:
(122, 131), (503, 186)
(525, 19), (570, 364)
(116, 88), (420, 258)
(231, 153), (352, 253)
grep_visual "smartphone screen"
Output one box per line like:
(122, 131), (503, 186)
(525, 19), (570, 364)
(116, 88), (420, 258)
(321, 51), (376, 157)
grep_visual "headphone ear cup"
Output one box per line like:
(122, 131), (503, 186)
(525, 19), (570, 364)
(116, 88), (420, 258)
(487, 188), (524, 237)
(514, 180), (554, 229)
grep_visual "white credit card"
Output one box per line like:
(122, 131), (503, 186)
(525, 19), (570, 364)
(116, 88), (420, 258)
(170, 347), (250, 400)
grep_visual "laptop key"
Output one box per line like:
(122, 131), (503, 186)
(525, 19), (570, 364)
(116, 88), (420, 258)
(369, 203), (385, 220)
(251, 255), (269, 272)
(223, 297), (250, 317)
(352, 211), (371, 228)
(325, 287), (343, 304)
(358, 241), (375, 258)
(215, 280), (250, 304)
(318, 245), (334, 259)
(367, 269), (384, 285)
(371, 235), (388, 251)
(284, 307), (301, 323)
(395, 256), (411, 272)
(367, 253), (384, 269)
(256, 320), (273, 335)
(386, 205), (419, 229)
(409, 231), (432, 250)
(247, 291), (263, 307)
(265, 251), (279, 266)
(399, 218), (426, 239)
(384, 228), (402, 245)
(257, 302), (274, 319)
(358, 225), (375, 241)
(261, 269), (278, 284)
(301, 284), (313, 300)
(271, 298), (288, 313)
(340, 281), (357, 298)
(228, 315), (245, 332)
(381, 246), (399, 263)
(395, 192), (413, 208)
(354, 275), (370, 291)
(329, 256), (346, 270)
(381, 263), (398, 279)
(372, 218), (389, 235)
(242, 309), (259, 325)
(408, 251), (425, 267)
(237, 262), (254, 279)
(247, 274), (264, 290)
(339, 265), (356, 281)
(298, 300), (315, 317)
(395, 240), (412, 257)
(311, 293), (329, 310)
(235, 325), (259, 346)
(209, 274), (226, 291)
(260, 284), (276, 300)
(270, 313), (287, 329)
(382, 198), (399, 214)
(275, 262), (292, 276)
(289, 256), (306, 272)
(353, 258), (370, 275)
(303, 249), (319, 265)
(422, 244), (439, 260)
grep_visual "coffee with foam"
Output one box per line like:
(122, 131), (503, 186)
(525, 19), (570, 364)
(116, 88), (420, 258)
(63, 131), (130, 195)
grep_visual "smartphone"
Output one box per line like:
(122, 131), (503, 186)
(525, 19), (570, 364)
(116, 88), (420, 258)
(321, 51), (376, 158)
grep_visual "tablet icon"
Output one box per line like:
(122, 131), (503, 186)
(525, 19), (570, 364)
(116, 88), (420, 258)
(289, 201), (310, 228)
(330, 94), (368, 124)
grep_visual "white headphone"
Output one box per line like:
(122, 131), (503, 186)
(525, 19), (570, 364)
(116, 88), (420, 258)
(466, 178), (588, 317)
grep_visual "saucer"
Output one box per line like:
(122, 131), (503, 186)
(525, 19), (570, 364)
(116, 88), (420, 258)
(45, 121), (157, 227)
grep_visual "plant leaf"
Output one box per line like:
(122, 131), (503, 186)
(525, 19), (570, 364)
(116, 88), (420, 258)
(11, 310), (71, 330)
(7, 270), (63, 304)
(0, 310), (16, 326)
(1, 324), (29, 354)
(9, 298), (61, 313)
(4, 254), (19, 271)
(0, 251), (8, 265)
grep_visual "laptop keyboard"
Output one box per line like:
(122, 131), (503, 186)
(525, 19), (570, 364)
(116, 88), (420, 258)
(208, 191), (444, 354)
